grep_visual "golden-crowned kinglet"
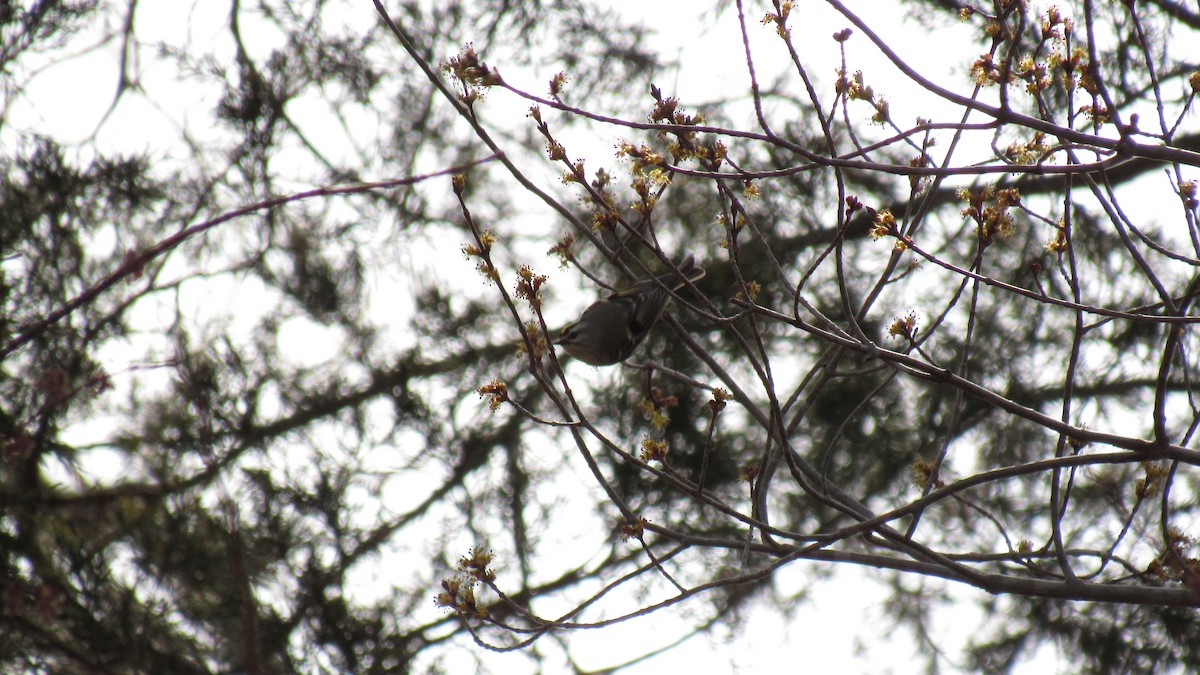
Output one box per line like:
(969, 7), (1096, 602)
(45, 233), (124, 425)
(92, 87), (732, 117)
(555, 255), (706, 366)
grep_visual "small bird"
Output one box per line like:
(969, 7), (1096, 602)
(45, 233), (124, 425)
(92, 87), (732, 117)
(555, 255), (706, 366)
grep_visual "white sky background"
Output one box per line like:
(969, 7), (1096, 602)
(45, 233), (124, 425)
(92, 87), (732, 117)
(8, 0), (1190, 672)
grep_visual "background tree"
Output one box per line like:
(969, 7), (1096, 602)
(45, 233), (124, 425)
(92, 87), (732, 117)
(2, 0), (1200, 673)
